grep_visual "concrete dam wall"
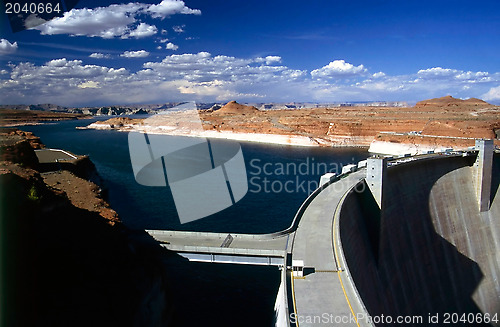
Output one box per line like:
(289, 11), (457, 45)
(339, 154), (500, 326)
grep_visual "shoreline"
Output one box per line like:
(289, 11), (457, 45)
(82, 120), (494, 155)
(83, 122), (371, 148)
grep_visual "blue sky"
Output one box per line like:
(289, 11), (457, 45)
(0, 0), (499, 106)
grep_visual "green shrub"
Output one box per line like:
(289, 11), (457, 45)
(27, 185), (40, 202)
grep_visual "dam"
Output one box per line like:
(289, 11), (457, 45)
(147, 139), (499, 327)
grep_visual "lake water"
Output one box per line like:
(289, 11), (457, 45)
(21, 118), (369, 326)
(22, 118), (369, 233)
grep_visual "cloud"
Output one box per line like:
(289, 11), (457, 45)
(1, 53), (498, 106)
(148, 0), (201, 19)
(417, 67), (491, 83)
(78, 81), (100, 89)
(482, 86), (500, 102)
(33, 3), (144, 38)
(0, 58), (130, 105)
(127, 23), (158, 38)
(7, 58), (126, 82)
(89, 53), (111, 59)
(0, 52), (305, 105)
(32, 1), (200, 39)
(372, 72), (386, 78)
(24, 14), (47, 29)
(311, 60), (367, 78)
(0, 39), (18, 55)
(173, 25), (185, 33)
(417, 67), (458, 79)
(166, 42), (179, 50)
(120, 50), (150, 58)
(142, 52), (304, 84)
(256, 56), (282, 65)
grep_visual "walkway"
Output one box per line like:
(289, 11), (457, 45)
(291, 170), (366, 327)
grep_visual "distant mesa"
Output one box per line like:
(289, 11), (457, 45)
(415, 95), (491, 107)
(212, 101), (260, 114)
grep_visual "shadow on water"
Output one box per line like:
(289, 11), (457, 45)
(340, 156), (491, 326)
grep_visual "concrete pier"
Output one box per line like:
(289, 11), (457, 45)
(366, 156), (387, 209)
(473, 139), (493, 212)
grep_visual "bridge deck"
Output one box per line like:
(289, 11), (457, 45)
(291, 170), (366, 327)
(147, 230), (290, 258)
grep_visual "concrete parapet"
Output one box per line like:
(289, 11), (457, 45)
(342, 163), (357, 174)
(319, 172), (336, 186)
(366, 156), (388, 209)
(474, 139), (493, 212)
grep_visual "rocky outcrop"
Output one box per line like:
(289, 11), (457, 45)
(0, 130), (173, 327)
(0, 129), (42, 169)
(0, 109), (87, 126)
(212, 100), (260, 115)
(415, 95), (491, 107)
(85, 97), (500, 151)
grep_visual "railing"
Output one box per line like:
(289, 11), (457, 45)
(165, 244), (286, 257)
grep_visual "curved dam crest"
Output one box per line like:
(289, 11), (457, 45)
(339, 153), (500, 325)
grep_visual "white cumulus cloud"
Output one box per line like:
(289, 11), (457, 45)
(417, 67), (459, 79)
(127, 22), (158, 38)
(255, 56), (282, 65)
(0, 39), (18, 55)
(33, 3), (144, 38)
(417, 67), (492, 83)
(311, 60), (367, 78)
(166, 42), (179, 50)
(372, 72), (386, 78)
(121, 50), (150, 58)
(148, 0), (200, 19)
(32, 1), (200, 39)
(142, 52), (304, 84)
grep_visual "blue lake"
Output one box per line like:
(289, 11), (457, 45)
(22, 118), (369, 233)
